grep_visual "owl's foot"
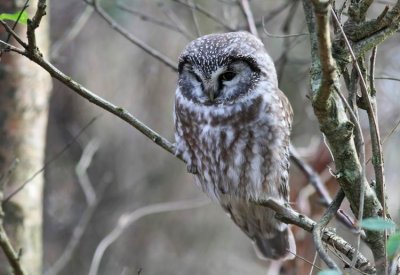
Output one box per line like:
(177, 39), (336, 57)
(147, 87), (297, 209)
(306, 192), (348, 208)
(186, 164), (198, 174)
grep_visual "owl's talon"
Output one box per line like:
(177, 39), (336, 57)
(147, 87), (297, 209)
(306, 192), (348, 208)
(187, 165), (197, 174)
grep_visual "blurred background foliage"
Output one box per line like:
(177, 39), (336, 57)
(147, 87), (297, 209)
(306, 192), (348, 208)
(42, 0), (400, 274)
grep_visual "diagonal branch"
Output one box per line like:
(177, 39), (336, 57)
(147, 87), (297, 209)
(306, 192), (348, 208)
(89, 0), (178, 71)
(260, 198), (375, 274)
(170, 0), (234, 31)
(238, 0), (258, 37)
(312, 189), (345, 271)
(290, 145), (360, 232)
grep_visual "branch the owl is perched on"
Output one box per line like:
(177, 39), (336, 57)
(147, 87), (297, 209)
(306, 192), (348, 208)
(174, 32), (295, 260)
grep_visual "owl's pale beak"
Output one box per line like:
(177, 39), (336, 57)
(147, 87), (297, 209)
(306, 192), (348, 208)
(204, 82), (218, 101)
(208, 89), (215, 101)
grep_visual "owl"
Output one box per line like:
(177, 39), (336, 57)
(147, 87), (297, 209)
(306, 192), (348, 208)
(174, 32), (295, 260)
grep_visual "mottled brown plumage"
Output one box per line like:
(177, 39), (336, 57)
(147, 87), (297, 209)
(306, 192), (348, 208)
(174, 32), (295, 260)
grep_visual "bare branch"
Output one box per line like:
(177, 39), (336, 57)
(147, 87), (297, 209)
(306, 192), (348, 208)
(187, 0), (201, 36)
(0, 160), (25, 275)
(312, 189), (345, 271)
(310, 0), (337, 107)
(260, 198), (375, 274)
(44, 141), (111, 275)
(0, 20), (28, 49)
(88, 198), (210, 275)
(116, 3), (192, 39)
(75, 139), (100, 205)
(0, 39), (26, 55)
(27, 0), (47, 53)
(0, 225), (25, 275)
(3, 117), (99, 202)
(158, 2), (195, 39)
(51, 5), (94, 60)
(375, 76), (400, 82)
(170, 0), (234, 31)
(89, 0), (178, 71)
(0, 159), (19, 189)
(238, 0), (258, 37)
(290, 145), (359, 232)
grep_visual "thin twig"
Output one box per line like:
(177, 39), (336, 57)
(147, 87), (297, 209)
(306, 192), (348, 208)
(170, 0), (234, 31)
(262, 29), (309, 38)
(308, 252), (318, 275)
(51, 5), (94, 60)
(88, 198), (210, 275)
(286, 250), (322, 271)
(276, 1), (300, 80)
(0, 159), (19, 189)
(0, 39), (25, 55)
(3, 116), (99, 203)
(312, 189), (345, 271)
(0, 225), (26, 275)
(157, 2), (194, 40)
(27, 0), (47, 53)
(0, 20), (28, 48)
(75, 139), (99, 205)
(187, 0), (201, 36)
(0, 0), (30, 59)
(89, 0), (177, 71)
(45, 167), (112, 275)
(290, 145), (359, 232)
(239, 0), (258, 37)
(116, 3), (191, 39)
(0, 159), (24, 274)
(375, 76), (400, 82)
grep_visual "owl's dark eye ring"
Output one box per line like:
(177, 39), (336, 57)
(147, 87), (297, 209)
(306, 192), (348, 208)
(189, 71), (202, 83)
(219, 72), (236, 82)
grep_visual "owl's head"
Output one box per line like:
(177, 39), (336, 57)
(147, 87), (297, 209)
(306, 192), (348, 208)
(177, 32), (277, 105)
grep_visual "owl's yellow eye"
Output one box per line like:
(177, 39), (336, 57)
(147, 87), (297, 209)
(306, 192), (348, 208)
(220, 72), (236, 81)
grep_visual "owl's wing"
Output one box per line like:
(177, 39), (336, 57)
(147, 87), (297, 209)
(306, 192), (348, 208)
(277, 88), (293, 132)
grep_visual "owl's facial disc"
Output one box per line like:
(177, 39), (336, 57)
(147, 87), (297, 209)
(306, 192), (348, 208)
(178, 58), (259, 105)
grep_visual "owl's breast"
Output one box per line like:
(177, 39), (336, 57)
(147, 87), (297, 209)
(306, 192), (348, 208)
(175, 93), (285, 201)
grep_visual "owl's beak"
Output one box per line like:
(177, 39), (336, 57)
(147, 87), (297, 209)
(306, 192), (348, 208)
(204, 82), (218, 101)
(208, 89), (215, 101)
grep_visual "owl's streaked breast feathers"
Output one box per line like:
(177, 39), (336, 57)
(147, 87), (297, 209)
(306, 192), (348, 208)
(174, 32), (295, 260)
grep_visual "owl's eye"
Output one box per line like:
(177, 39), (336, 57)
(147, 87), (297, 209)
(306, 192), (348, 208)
(189, 71), (202, 83)
(219, 72), (236, 82)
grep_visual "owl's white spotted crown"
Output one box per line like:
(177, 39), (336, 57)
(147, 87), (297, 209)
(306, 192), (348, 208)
(179, 32), (264, 75)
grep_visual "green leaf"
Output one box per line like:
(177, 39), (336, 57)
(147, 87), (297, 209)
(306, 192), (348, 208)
(0, 11), (29, 25)
(318, 270), (341, 275)
(387, 232), (400, 257)
(361, 217), (396, 231)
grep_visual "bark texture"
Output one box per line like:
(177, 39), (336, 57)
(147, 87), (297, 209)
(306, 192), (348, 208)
(0, 0), (52, 273)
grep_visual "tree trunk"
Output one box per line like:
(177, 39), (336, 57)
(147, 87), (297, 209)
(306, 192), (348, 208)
(0, 0), (52, 273)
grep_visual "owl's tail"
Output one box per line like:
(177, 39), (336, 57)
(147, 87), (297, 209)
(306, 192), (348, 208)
(253, 226), (296, 261)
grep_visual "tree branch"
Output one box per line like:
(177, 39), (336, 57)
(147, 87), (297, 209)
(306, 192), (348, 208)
(303, 0), (387, 272)
(0, 161), (25, 275)
(290, 145), (360, 233)
(312, 189), (345, 271)
(238, 0), (258, 37)
(170, 0), (234, 31)
(260, 198), (375, 274)
(88, 0), (178, 71)
(88, 198), (210, 275)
